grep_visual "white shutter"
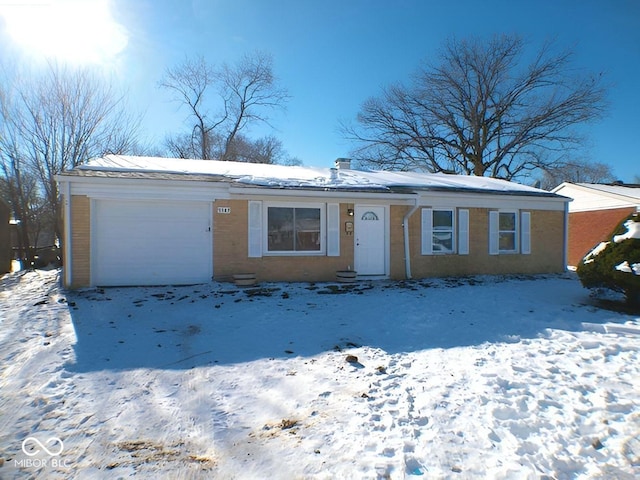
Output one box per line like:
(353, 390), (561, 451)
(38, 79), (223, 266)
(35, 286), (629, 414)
(458, 209), (469, 255)
(521, 211), (531, 255)
(421, 208), (433, 255)
(248, 201), (262, 258)
(489, 210), (499, 255)
(327, 203), (340, 256)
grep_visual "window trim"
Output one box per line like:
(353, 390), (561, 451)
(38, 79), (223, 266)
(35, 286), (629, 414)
(263, 202), (326, 256)
(422, 207), (466, 256)
(490, 210), (520, 255)
(498, 210), (518, 254)
(431, 208), (456, 254)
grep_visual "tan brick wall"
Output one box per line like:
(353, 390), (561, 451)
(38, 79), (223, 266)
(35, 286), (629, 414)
(213, 200), (355, 282)
(67, 196), (566, 287)
(389, 205), (407, 279)
(69, 195), (91, 288)
(214, 201), (565, 282)
(567, 207), (635, 266)
(400, 207), (565, 279)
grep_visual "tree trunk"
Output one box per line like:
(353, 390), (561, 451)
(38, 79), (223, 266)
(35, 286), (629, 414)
(625, 288), (640, 311)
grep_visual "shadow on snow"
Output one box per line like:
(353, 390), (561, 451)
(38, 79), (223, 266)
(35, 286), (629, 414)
(64, 274), (630, 372)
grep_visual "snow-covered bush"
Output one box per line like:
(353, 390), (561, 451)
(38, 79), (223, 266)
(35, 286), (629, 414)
(577, 212), (640, 307)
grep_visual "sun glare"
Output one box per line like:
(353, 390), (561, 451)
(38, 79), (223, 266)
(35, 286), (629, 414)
(0, 0), (128, 65)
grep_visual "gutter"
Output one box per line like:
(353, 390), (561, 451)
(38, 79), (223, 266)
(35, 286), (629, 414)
(402, 196), (420, 279)
(228, 185), (417, 202)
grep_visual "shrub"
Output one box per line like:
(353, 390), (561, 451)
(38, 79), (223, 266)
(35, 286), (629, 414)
(577, 212), (640, 307)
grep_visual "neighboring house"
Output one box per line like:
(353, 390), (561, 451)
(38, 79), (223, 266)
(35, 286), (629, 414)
(0, 199), (10, 274)
(552, 182), (640, 267)
(56, 155), (569, 288)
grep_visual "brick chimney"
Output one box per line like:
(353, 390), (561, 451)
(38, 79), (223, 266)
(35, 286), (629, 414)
(335, 158), (351, 170)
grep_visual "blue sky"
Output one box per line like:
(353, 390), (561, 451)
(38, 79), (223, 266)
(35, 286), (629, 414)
(1, 0), (638, 182)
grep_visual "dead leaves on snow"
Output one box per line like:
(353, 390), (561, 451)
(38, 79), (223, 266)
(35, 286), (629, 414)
(105, 439), (216, 471)
(256, 418), (301, 439)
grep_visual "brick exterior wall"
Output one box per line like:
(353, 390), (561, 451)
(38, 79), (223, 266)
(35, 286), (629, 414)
(393, 206), (565, 279)
(66, 196), (566, 287)
(213, 200), (355, 282)
(69, 195), (91, 288)
(566, 207), (636, 267)
(389, 205), (406, 279)
(214, 201), (565, 282)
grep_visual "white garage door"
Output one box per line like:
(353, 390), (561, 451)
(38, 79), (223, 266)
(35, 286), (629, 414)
(93, 199), (212, 286)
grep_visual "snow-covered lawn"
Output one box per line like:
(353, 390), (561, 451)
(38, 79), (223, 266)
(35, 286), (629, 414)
(1, 269), (639, 479)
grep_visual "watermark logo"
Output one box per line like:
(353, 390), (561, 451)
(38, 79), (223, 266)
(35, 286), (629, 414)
(22, 437), (64, 457)
(15, 436), (70, 469)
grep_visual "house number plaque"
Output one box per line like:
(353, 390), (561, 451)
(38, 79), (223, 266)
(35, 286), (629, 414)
(217, 207), (231, 214)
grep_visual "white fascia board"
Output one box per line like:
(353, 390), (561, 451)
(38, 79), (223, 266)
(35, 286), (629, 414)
(550, 182), (571, 194)
(61, 176), (230, 201)
(555, 182), (638, 203)
(553, 183), (639, 212)
(416, 191), (568, 211)
(569, 204), (640, 214)
(232, 185), (565, 209)
(228, 186), (417, 204)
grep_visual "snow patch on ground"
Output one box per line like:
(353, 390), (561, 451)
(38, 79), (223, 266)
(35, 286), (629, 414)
(1, 270), (639, 479)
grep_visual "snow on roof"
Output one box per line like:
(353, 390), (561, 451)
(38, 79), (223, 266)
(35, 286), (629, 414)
(74, 154), (557, 197)
(572, 183), (640, 201)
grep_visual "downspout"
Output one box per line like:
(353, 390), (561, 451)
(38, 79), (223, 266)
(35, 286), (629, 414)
(562, 200), (569, 271)
(63, 179), (73, 287)
(402, 196), (419, 279)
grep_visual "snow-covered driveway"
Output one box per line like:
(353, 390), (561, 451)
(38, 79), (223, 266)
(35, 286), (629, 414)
(1, 270), (638, 479)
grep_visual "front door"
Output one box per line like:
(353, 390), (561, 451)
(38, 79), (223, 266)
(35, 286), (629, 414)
(354, 205), (386, 275)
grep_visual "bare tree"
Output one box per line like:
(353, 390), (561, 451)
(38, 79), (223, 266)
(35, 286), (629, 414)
(160, 52), (289, 161)
(0, 63), (139, 260)
(217, 53), (290, 161)
(160, 57), (218, 160)
(538, 159), (615, 190)
(163, 129), (226, 160)
(228, 134), (287, 164)
(164, 131), (299, 166)
(0, 96), (43, 264)
(343, 35), (608, 180)
(164, 131), (214, 160)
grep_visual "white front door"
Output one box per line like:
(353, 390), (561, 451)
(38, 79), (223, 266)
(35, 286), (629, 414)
(354, 205), (386, 275)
